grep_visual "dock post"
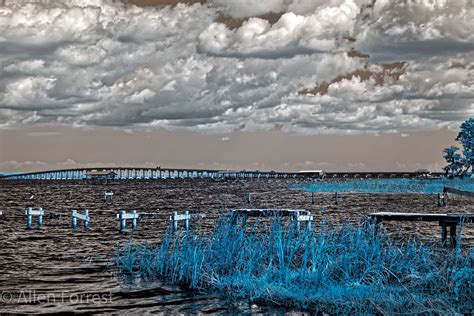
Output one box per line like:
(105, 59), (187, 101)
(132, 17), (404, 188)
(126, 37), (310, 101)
(311, 192), (314, 205)
(72, 210), (78, 229)
(246, 192), (251, 204)
(84, 209), (89, 229)
(27, 207), (32, 229)
(184, 210), (190, 231)
(440, 222), (447, 244)
(437, 193), (446, 206)
(38, 208), (43, 227)
(172, 211), (178, 232)
(449, 224), (457, 247)
(104, 192), (113, 203)
(241, 214), (248, 230)
(132, 210), (137, 230)
(335, 192), (339, 205)
(294, 211), (301, 233)
(119, 211), (126, 232)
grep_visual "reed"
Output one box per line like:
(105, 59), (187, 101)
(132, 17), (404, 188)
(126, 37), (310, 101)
(116, 217), (473, 314)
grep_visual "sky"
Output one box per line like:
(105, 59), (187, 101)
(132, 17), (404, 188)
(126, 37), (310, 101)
(0, 0), (473, 172)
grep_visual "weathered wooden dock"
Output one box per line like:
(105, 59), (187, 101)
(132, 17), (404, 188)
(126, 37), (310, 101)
(367, 212), (474, 246)
(443, 186), (474, 198)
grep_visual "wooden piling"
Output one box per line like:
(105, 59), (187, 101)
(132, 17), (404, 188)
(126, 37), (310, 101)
(184, 210), (190, 231)
(172, 211), (178, 232)
(119, 211), (126, 231)
(26, 207), (44, 229)
(132, 210), (137, 230)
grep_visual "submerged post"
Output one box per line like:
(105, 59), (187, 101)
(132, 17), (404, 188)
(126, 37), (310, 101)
(27, 207), (32, 228)
(38, 210), (43, 226)
(117, 210), (140, 232)
(293, 211), (313, 233)
(116, 210), (139, 231)
(84, 210), (89, 229)
(25, 207), (44, 229)
(184, 210), (190, 231)
(72, 210), (77, 229)
(440, 222), (447, 244)
(172, 211), (178, 232)
(104, 191), (113, 203)
(449, 224), (457, 247)
(132, 210), (137, 230)
(294, 211), (301, 232)
(71, 209), (90, 230)
(119, 211), (126, 231)
(170, 211), (203, 232)
(437, 193), (447, 206)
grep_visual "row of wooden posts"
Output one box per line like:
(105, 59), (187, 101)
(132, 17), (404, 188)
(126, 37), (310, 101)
(12, 189), (457, 232)
(22, 207), (198, 232)
(20, 207), (315, 232)
(250, 192), (447, 206)
(105, 191), (447, 207)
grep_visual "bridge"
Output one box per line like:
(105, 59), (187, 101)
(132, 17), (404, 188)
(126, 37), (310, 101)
(0, 167), (443, 181)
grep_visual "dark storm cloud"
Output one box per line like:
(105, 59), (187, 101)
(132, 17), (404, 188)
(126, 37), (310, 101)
(0, 0), (472, 134)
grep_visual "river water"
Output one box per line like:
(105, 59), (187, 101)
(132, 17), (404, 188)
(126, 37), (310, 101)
(0, 179), (472, 314)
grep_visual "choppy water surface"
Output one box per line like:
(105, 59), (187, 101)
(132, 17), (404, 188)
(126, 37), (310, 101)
(0, 179), (472, 314)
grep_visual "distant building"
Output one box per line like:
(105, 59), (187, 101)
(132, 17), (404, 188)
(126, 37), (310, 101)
(414, 169), (432, 178)
(298, 170), (326, 177)
(84, 170), (117, 180)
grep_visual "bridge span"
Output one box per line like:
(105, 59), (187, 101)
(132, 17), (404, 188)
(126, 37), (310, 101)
(0, 167), (442, 181)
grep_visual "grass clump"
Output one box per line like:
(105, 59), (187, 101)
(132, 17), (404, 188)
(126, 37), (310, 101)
(116, 217), (473, 314)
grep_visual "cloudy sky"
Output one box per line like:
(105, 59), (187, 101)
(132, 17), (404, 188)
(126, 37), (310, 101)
(0, 0), (473, 172)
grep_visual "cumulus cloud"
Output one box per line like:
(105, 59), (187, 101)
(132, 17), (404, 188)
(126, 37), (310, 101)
(356, 0), (474, 60)
(211, 0), (288, 18)
(0, 0), (472, 135)
(199, 1), (359, 57)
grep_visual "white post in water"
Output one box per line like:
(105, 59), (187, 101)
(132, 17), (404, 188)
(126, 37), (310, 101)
(170, 211), (203, 232)
(131, 210), (137, 230)
(72, 210), (77, 229)
(104, 191), (113, 203)
(437, 193), (447, 206)
(184, 210), (190, 231)
(25, 207), (44, 229)
(71, 209), (90, 230)
(294, 211), (301, 232)
(119, 211), (126, 231)
(294, 211), (313, 233)
(117, 210), (139, 232)
(84, 210), (89, 229)
(172, 211), (178, 232)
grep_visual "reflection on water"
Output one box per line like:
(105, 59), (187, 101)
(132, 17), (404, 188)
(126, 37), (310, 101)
(0, 180), (472, 313)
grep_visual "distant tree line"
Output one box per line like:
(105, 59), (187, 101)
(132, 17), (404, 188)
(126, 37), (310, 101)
(443, 118), (473, 177)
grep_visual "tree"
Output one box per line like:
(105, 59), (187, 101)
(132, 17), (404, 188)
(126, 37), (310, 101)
(455, 118), (473, 175)
(443, 118), (474, 177)
(443, 146), (463, 177)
